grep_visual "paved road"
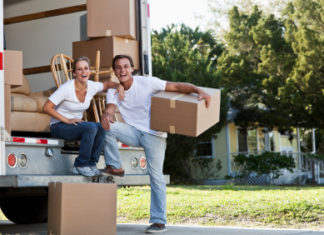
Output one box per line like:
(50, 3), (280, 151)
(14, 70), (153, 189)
(0, 220), (323, 235)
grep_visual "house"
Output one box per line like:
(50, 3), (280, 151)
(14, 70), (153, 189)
(189, 118), (324, 185)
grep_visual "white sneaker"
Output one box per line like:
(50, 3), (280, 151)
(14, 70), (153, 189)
(90, 165), (102, 176)
(72, 166), (96, 177)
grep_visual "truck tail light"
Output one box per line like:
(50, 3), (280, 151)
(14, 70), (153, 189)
(18, 154), (28, 168)
(139, 156), (147, 169)
(7, 153), (17, 168)
(131, 157), (139, 169)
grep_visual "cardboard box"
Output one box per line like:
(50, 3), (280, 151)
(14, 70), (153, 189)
(48, 182), (117, 235)
(4, 84), (11, 134)
(4, 50), (23, 86)
(73, 36), (139, 70)
(150, 88), (221, 137)
(87, 0), (136, 39)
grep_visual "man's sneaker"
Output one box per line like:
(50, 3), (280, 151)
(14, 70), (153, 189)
(72, 166), (96, 177)
(145, 223), (167, 233)
(90, 165), (102, 176)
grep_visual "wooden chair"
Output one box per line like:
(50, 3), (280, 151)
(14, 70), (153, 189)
(50, 54), (74, 87)
(50, 51), (114, 123)
(91, 51), (114, 119)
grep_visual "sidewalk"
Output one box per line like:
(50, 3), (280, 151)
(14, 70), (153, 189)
(120, 224), (324, 235)
(0, 221), (323, 235)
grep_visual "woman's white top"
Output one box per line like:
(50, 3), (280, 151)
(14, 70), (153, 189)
(49, 79), (103, 125)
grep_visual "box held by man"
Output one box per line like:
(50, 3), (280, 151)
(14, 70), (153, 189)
(150, 87), (221, 137)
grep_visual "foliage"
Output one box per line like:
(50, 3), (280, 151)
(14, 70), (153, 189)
(217, 0), (324, 132)
(206, 0), (288, 39)
(305, 153), (324, 161)
(151, 24), (228, 183)
(233, 152), (295, 179)
(281, 0), (324, 128)
(117, 185), (324, 229)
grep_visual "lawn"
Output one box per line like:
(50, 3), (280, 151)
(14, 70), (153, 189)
(0, 185), (323, 229)
(117, 185), (324, 229)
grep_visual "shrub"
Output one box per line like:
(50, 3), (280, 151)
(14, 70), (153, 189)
(233, 152), (295, 179)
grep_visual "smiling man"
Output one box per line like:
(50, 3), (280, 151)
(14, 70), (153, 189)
(101, 54), (210, 233)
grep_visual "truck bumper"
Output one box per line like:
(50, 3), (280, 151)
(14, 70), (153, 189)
(0, 174), (170, 187)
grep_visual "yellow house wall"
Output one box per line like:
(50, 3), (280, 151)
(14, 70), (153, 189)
(279, 129), (298, 152)
(190, 125), (229, 180)
(213, 126), (229, 178)
(189, 124), (299, 181)
(229, 123), (237, 153)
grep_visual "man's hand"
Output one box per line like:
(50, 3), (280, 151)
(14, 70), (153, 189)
(166, 82), (211, 108)
(198, 90), (211, 108)
(101, 112), (115, 130)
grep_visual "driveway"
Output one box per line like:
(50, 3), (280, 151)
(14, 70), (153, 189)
(0, 220), (323, 235)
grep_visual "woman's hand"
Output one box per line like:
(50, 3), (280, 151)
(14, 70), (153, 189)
(115, 84), (125, 101)
(66, 118), (84, 126)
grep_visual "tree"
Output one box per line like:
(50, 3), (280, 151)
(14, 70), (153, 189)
(217, 0), (324, 133)
(280, 0), (324, 128)
(205, 0), (288, 39)
(151, 24), (228, 182)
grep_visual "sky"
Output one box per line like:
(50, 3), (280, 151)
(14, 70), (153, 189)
(149, 0), (210, 31)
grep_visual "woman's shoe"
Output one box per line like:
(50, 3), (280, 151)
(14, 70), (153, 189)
(72, 166), (96, 177)
(90, 165), (102, 176)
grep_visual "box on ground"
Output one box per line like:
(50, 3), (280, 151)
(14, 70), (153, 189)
(4, 50), (23, 86)
(150, 88), (221, 137)
(73, 36), (139, 70)
(4, 84), (11, 134)
(48, 182), (117, 235)
(87, 0), (136, 39)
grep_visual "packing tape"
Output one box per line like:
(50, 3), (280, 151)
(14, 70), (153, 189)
(105, 30), (112, 36)
(169, 125), (175, 134)
(170, 94), (185, 108)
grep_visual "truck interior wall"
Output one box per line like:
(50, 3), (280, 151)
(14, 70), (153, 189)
(4, 0), (87, 92)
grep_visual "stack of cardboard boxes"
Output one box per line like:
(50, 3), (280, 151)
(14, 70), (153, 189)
(73, 0), (140, 73)
(48, 1), (129, 234)
(3, 50), (23, 134)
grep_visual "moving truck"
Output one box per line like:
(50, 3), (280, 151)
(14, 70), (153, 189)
(0, 0), (169, 224)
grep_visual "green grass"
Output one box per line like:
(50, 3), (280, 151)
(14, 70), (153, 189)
(117, 185), (324, 229)
(0, 185), (323, 229)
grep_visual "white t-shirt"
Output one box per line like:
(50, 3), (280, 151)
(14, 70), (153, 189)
(49, 79), (103, 125)
(106, 76), (167, 137)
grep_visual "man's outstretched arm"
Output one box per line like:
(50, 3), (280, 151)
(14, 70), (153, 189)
(165, 81), (211, 108)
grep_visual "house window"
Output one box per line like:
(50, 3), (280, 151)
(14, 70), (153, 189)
(258, 129), (266, 152)
(269, 132), (275, 151)
(238, 128), (258, 153)
(195, 140), (215, 159)
(238, 130), (248, 152)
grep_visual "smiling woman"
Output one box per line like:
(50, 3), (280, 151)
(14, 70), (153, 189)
(149, 0), (209, 31)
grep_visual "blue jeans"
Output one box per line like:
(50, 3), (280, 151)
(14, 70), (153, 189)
(50, 122), (105, 167)
(104, 122), (167, 224)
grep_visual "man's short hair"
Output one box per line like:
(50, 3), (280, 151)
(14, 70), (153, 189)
(112, 54), (134, 69)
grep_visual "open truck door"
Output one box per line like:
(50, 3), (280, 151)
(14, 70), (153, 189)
(0, 0), (169, 224)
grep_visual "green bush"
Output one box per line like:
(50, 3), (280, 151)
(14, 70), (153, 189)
(305, 153), (324, 161)
(233, 152), (295, 179)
